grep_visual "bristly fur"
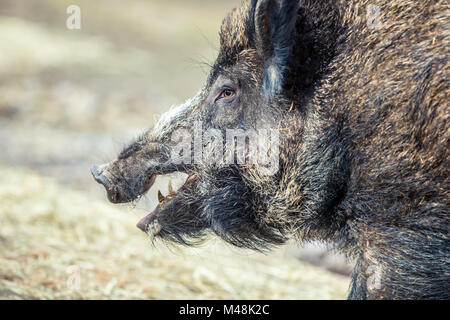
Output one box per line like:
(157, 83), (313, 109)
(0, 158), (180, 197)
(94, 0), (450, 299)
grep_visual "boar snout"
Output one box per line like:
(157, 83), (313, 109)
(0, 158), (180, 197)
(91, 140), (180, 204)
(90, 163), (124, 203)
(91, 164), (109, 187)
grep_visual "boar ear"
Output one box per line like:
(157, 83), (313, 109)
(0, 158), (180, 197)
(253, 0), (300, 96)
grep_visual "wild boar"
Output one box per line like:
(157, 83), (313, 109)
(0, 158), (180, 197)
(91, 0), (449, 299)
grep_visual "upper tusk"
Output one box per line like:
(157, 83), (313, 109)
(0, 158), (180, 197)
(157, 190), (165, 204)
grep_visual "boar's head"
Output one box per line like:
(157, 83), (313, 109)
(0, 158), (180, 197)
(91, 0), (347, 250)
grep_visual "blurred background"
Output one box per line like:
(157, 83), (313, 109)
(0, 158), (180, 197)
(0, 0), (352, 299)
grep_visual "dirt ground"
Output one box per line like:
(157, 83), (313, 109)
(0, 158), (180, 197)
(0, 0), (352, 299)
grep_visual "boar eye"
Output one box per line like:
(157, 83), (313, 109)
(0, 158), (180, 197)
(216, 88), (235, 102)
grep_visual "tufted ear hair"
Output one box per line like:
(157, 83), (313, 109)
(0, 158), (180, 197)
(253, 0), (300, 96)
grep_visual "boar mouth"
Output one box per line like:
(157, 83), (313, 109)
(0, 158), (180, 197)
(136, 172), (199, 235)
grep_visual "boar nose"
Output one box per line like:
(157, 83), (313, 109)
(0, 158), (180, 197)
(90, 164), (124, 203)
(90, 164), (111, 189)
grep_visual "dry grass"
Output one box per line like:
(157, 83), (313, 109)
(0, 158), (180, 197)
(0, 166), (350, 299)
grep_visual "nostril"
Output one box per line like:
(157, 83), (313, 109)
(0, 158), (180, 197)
(90, 164), (126, 204)
(90, 164), (110, 188)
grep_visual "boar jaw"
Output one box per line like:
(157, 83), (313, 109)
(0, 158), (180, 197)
(136, 173), (199, 236)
